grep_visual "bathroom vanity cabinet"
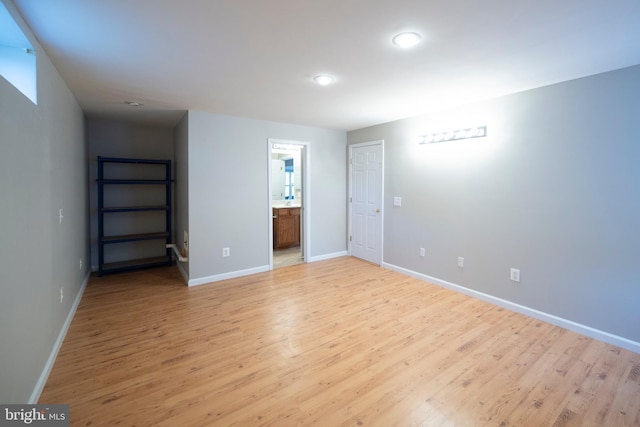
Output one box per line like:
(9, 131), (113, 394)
(273, 207), (301, 249)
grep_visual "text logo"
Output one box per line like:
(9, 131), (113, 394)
(1, 405), (69, 426)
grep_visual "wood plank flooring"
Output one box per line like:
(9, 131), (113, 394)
(40, 257), (640, 426)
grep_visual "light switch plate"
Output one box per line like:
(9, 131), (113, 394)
(393, 196), (402, 207)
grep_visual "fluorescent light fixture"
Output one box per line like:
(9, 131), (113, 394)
(392, 32), (422, 48)
(420, 126), (487, 144)
(313, 74), (335, 86)
(272, 143), (302, 151)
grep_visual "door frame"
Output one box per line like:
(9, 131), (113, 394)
(348, 140), (384, 265)
(267, 138), (310, 270)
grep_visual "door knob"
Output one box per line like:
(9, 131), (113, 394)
(375, 209), (380, 213)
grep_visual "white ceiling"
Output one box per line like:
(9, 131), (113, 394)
(10, 0), (640, 131)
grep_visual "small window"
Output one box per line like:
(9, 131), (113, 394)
(0, 1), (37, 104)
(284, 159), (294, 200)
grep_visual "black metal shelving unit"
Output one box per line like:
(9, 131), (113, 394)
(97, 156), (172, 276)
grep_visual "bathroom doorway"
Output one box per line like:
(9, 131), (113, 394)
(267, 139), (310, 269)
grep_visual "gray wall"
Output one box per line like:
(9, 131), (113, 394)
(187, 111), (347, 282)
(0, 0), (89, 403)
(174, 113), (189, 278)
(87, 118), (175, 268)
(348, 65), (640, 344)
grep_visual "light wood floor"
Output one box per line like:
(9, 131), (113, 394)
(40, 257), (640, 426)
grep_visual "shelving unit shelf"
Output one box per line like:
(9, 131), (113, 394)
(97, 156), (172, 276)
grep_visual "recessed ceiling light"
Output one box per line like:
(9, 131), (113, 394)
(392, 32), (422, 48)
(313, 75), (335, 86)
(125, 101), (144, 107)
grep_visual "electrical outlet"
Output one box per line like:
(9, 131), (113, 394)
(58, 208), (64, 224)
(458, 257), (464, 268)
(510, 268), (521, 282)
(60, 288), (63, 303)
(79, 259), (82, 270)
(419, 248), (425, 257)
(222, 247), (230, 257)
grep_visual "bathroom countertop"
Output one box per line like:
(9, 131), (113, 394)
(273, 204), (301, 209)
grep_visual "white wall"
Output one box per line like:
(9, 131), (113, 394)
(187, 111), (347, 283)
(348, 65), (640, 348)
(87, 118), (175, 268)
(0, 0), (88, 402)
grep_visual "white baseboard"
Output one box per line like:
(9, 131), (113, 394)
(176, 261), (188, 283)
(188, 265), (270, 287)
(29, 269), (91, 403)
(308, 250), (348, 263)
(383, 262), (640, 355)
(186, 251), (348, 286)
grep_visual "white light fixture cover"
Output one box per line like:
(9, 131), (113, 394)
(272, 143), (302, 151)
(392, 32), (422, 48)
(419, 126), (487, 144)
(313, 75), (335, 86)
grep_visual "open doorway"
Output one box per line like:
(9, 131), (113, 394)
(268, 139), (310, 269)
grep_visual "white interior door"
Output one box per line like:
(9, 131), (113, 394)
(271, 159), (284, 199)
(350, 141), (383, 265)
